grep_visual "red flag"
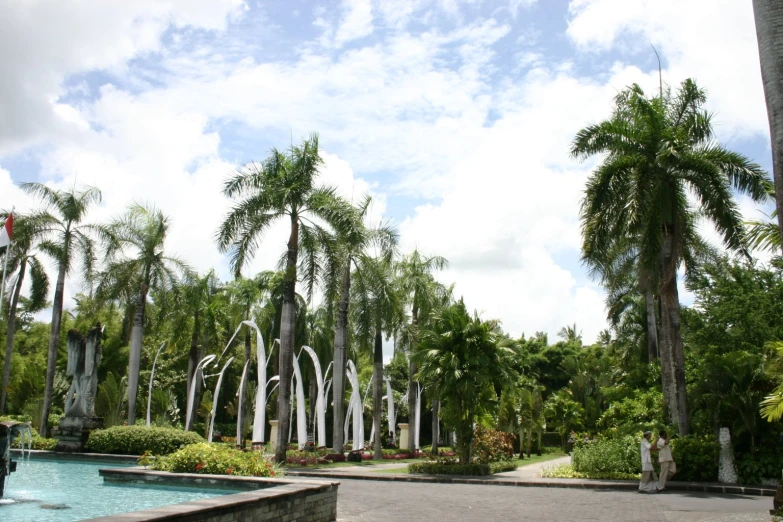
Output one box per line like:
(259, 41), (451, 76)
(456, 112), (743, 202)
(0, 213), (13, 247)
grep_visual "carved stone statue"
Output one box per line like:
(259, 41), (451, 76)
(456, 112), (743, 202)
(54, 323), (104, 451)
(718, 427), (738, 484)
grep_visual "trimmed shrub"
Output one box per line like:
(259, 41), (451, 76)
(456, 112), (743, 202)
(285, 448), (331, 466)
(408, 460), (518, 476)
(571, 435), (639, 475)
(14, 432), (58, 450)
(541, 446), (564, 455)
(737, 448), (783, 485)
(472, 426), (514, 464)
(86, 426), (204, 456)
(670, 434), (719, 482)
(541, 463), (639, 480)
(147, 443), (278, 477)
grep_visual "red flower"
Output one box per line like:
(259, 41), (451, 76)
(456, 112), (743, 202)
(226, 467), (235, 475)
(195, 462), (204, 470)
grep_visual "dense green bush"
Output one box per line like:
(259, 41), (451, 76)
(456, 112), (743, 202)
(14, 431), (58, 450)
(571, 435), (639, 475)
(671, 434), (718, 482)
(472, 426), (514, 464)
(85, 426), (204, 455)
(541, 446), (564, 455)
(737, 450), (783, 484)
(147, 443), (278, 477)
(408, 460), (517, 476)
(541, 463), (639, 480)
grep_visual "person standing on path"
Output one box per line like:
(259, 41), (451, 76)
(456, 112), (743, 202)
(657, 430), (676, 490)
(639, 431), (660, 493)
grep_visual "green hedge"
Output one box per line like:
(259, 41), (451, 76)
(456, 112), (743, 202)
(571, 435), (639, 475)
(85, 426), (204, 456)
(541, 463), (639, 480)
(146, 443), (278, 477)
(408, 460), (518, 476)
(670, 435), (718, 482)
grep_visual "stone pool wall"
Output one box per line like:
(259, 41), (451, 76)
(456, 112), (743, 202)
(87, 468), (338, 522)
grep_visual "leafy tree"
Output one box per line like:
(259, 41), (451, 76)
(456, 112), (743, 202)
(98, 204), (189, 424)
(414, 299), (518, 463)
(216, 133), (356, 463)
(544, 390), (585, 447)
(0, 212), (50, 414)
(572, 80), (770, 434)
(21, 182), (108, 436)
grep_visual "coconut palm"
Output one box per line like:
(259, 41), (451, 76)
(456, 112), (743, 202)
(752, 0), (783, 254)
(0, 212), (50, 414)
(324, 195), (398, 454)
(20, 182), (108, 436)
(397, 249), (448, 451)
(414, 299), (518, 464)
(97, 203), (190, 424)
(216, 133), (357, 464)
(572, 80), (770, 435)
(351, 255), (405, 459)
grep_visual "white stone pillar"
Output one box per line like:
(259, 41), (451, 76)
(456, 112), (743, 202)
(398, 423), (410, 451)
(269, 420), (280, 453)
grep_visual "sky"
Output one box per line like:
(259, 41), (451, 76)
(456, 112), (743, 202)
(0, 0), (775, 352)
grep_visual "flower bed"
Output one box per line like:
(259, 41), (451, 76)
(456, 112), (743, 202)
(408, 460), (517, 476)
(145, 442), (278, 477)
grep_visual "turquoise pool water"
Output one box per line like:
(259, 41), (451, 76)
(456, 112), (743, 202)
(0, 457), (243, 521)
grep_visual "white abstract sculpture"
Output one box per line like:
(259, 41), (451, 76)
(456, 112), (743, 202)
(718, 427), (738, 483)
(146, 342), (167, 427)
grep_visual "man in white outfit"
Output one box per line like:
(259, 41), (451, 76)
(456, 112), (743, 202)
(657, 430), (676, 490)
(639, 431), (660, 493)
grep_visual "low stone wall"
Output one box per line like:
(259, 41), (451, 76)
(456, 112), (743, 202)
(85, 468), (338, 522)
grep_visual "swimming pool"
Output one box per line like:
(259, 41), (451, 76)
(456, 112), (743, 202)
(0, 456), (243, 521)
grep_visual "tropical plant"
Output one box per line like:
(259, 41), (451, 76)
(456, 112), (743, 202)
(414, 299), (518, 464)
(216, 133), (357, 464)
(97, 203), (189, 424)
(20, 182), (109, 436)
(0, 212), (50, 414)
(94, 371), (127, 428)
(572, 79), (770, 435)
(751, 0), (783, 254)
(761, 341), (783, 422)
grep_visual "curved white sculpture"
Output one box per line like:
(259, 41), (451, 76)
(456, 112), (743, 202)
(386, 377), (396, 445)
(146, 342), (167, 427)
(208, 356), (234, 442)
(301, 346), (327, 447)
(235, 360), (251, 445)
(292, 351), (307, 449)
(184, 354), (216, 431)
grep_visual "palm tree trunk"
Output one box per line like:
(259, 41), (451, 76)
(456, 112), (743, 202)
(373, 327), (383, 459)
(241, 318), (252, 446)
(752, 0), (783, 253)
(431, 399), (439, 454)
(0, 260), (26, 414)
(126, 283), (148, 425)
(645, 289), (659, 362)
(659, 282), (678, 426)
(407, 300), (419, 451)
(40, 257), (67, 437)
(185, 310), (200, 431)
(331, 265), (350, 453)
(275, 217), (299, 464)
(661, 226), (689, 435)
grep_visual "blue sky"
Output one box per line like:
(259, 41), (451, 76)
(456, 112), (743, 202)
(0, 0), (773, 347)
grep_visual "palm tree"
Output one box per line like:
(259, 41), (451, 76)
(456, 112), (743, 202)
(97, 204), (189, 424)
(0, 212), (50, 414)
(324, 195), (398, 454)
(752, 0), (783, 254)
(216, 133), (357, 464)
(572, 80), (770, 435)
(351, 255), (404, 459)
(397, 249), (448, 451)
(20, 182), (108, 436)
(414, 299), (518, 464)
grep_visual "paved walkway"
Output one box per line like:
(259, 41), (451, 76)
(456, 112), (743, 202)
(332, 478), (777, 521)
(286, 456), (777, 497)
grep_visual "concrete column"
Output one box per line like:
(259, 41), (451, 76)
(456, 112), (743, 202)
(269, 420), (280, 452)
(398, 423), (410, 451)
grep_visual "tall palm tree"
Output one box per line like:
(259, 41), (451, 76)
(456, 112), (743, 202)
(0, 212), (50, 414)
(351, 255), (404, 459)
(752, 0), (783, 254)
(21, 182), (108, 436)
(97, 204), (189, 424)
(324, 195), (398, 454)
(216, 133), (357, 464)
(397, 250), (447, 450)
(572, 80), (770, 434)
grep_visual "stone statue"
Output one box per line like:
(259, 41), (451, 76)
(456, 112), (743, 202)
(54, 323), (104, 451)
(63, 325), (102, 418)
(718, 427), (738, 484)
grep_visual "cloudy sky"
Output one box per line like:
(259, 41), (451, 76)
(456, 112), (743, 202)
(0, 0), (774, 348)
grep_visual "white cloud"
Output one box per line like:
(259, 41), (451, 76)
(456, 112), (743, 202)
(335, 0), (375, 45)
